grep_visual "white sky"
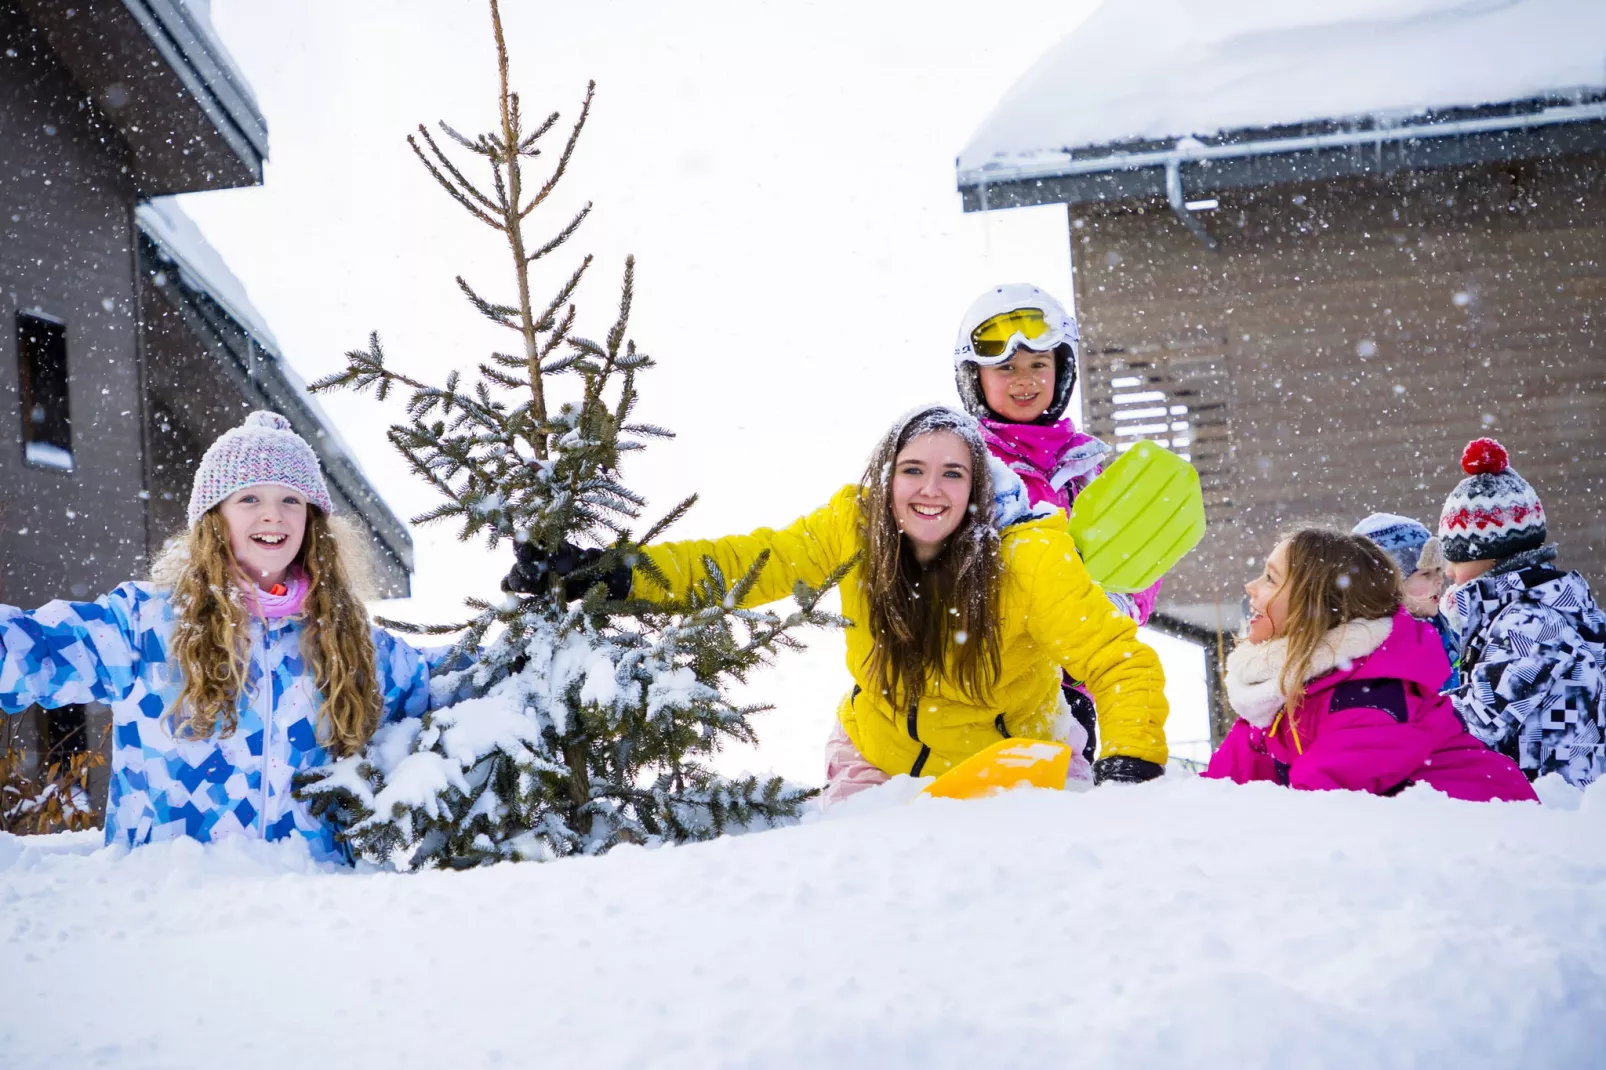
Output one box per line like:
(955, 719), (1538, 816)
(180, 0), (1210, 781)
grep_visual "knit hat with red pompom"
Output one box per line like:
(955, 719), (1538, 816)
(1438, 438), (1546, 563)
(187, 411), (333, 527)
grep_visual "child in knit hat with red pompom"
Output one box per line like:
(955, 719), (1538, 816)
(1438, 437), (1606, 790)
(0, 411), (453, 862)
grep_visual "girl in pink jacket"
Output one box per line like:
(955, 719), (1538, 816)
(1204, 527), (1534, 802)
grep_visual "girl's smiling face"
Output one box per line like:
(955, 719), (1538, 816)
(977, 347), (1056, 422)
(219, 484), (308, 590)
(890, 430), (973, 564)
(1244, 539), (1293, 643)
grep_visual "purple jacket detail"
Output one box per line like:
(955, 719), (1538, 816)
(978, 417), (1162, 624)
(1204, 610), (1536, 803)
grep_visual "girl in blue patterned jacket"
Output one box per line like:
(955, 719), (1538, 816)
(0, 411), (441, 863)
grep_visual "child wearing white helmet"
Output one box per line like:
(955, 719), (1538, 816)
(954, 284), (1167, 784)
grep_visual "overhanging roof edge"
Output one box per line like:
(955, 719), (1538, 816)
(958, 98), (1606, 211)
(121, 0), (268, 171)
(134, 225), (415, 575)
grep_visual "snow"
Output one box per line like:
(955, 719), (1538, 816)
(177, 0), (261, 110)
(5, 775), (1605, 1068)
(959, 0), (1606, 176)
(21, 441), (73, 472)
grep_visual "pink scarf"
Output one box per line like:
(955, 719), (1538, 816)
(979, 417), (1112, 513)
(242, 568), (310, 620)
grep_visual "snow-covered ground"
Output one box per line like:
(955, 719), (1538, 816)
(5, 774), (1604, 1069)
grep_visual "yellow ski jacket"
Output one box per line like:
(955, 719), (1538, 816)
(635, 485), (1168, 778)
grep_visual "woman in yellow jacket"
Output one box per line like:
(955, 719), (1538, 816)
(510, 406), (1168, 797)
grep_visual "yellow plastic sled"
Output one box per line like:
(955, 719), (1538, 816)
(1067, 439), (1206, 593)
(922, 738), (1074, 800)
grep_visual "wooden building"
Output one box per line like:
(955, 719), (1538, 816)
(1, 1), (412, 792)
(957, 1), (1606, 739)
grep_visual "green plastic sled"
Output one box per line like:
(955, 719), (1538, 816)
(1067, 440), (1206, 593)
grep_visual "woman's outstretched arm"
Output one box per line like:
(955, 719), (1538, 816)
(634, 485), (861, 606)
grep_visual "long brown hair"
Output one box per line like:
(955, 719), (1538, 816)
(858, 407), (1004, 708)
(154, 507), (383, 757)
(1275, 526), (1402, 712)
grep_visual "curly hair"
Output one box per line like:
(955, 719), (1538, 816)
(857, 407), (1004, 709)
(153, 507), (383, 758)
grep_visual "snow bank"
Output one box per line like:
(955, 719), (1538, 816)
(4, 775), (1605, 1068)
(959, 0), (1606, 174)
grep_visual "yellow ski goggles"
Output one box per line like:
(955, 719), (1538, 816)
(969, 307), (1057, 359)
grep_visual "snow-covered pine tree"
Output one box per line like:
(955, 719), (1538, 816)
(295, 0), (847, 869)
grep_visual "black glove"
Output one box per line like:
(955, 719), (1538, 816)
(1092, 755), (1165, 785)
(1061, 683), (1098, 765)
(503, 540), (631, 601)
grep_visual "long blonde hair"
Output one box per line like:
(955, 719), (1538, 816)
(1275, 527), (1402, 713)
(153, 507), (383, 757)
(858, 408), (1004, 708)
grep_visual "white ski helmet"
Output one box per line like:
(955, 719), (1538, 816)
(952, 283), (1080, 425)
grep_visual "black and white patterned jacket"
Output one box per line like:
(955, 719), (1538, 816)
(1446, 546), (1606, 789)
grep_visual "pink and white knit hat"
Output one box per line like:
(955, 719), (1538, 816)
(187, 411), (333, 526)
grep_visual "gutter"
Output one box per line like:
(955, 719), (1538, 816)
(1165, 158), (1217, 250)
(957, 100), (1606, 220)
(959, 100), (1606, 188)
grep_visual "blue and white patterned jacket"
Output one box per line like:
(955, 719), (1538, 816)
(0, 582), (437, 863)
(1446, 547), (1606, 789)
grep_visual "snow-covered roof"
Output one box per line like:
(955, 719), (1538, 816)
(959, 0), (1606, 179)
(177, 0), (262, 112)
(135, 196), (370, 468)
(137, 197), (280, 354)
(135, 196), (414, 586)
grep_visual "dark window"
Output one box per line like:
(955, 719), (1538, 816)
(40, 704), (88, 765)
(16, 312), (73, 471)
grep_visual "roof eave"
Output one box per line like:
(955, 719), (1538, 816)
(135, 224), (416, 592)
(17, 0), (268, 195)
(958, 97), (1606, 212)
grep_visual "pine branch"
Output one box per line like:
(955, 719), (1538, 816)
(535, 256), (592, 335)
(638, 494), (697, 546)
(417, 123), (502, 211)
(518, 109), (561, 152)
(519, 81), (594, 219)
(374, 614), (480, 635)
(438, 119), (493, 156)
(408, 129), (504, 230)
(606, 256), (634, 356)
(480, 365), (529, 390)
(456, 276), (520, 328)
(524, 203), (591, 264)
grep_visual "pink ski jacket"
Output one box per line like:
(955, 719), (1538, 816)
(1205, 609), (1535, 802)
(978, 417), (1161, 623)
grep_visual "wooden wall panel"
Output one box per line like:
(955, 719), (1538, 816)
(1072, 156), (1606, 630)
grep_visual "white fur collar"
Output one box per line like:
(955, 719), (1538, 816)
(1225, 617), (1394, 727)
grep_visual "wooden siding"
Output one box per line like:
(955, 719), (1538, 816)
(1072, 156), (1606, 632)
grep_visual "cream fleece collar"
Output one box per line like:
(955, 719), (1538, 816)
(1225, 617), (1394, 727)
